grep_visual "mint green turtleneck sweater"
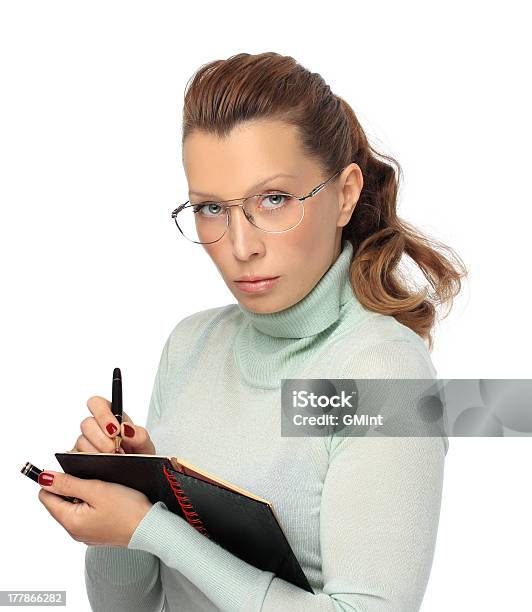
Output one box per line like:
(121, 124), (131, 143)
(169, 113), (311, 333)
(84, 239), (447, 612)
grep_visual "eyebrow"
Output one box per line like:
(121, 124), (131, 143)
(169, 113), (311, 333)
(189, 173), (298, 199)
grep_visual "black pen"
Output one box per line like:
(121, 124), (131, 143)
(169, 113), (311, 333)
(112, 367), (123, 453)
(20, 462), (82, 503)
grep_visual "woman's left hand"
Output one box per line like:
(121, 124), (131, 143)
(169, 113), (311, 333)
(37, 471), (153, 547)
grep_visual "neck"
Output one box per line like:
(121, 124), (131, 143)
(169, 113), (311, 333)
(233, 239), (365, 389)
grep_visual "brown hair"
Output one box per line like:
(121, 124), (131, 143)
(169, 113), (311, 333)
(181, 52), (468, 350)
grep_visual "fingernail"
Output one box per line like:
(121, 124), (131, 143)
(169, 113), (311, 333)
(38, 472), (54, 486)
(106, 423), (118, 435)
(123, 424), (135, 438)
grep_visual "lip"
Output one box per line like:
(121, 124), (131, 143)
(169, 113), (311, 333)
(234, 275), (279, 282)
(234, 276), (281, 293)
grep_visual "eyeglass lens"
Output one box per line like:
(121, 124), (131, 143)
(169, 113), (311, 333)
(174, 193), (303, 244)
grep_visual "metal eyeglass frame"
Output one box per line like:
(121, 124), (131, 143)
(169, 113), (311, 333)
(171, 166), (346, 244)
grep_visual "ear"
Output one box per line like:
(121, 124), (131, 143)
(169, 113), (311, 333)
(337, 163), (363, 228)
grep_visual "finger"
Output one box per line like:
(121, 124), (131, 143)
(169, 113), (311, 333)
(86, 396), (121, 440)
(72, 433), (101, 454)
(118, 410), (143, 449)
(119, 423), (155, 455)
(38, 487), (76, 527)
(121, 411), (135, 424)
(80, 417), (115, 453)
(38, 470), (101, 506)
(119, 411), (136, 441)
(120, 413), (136, 440)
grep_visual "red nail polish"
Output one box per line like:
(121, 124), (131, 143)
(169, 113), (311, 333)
(106, 423), (118, 435)
(38, 472), (54, 486)
(123, 424), (135, 437)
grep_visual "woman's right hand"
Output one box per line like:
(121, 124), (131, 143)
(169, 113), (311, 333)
(70, 396), (156, 455)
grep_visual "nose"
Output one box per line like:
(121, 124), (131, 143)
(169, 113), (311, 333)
(226, 203), (263, 259)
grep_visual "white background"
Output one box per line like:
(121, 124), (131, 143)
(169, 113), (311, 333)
(1, 1), (530, 610)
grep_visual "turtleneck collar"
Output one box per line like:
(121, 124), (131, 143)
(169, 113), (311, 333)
(233, 240), (366, 389)
(236, 239), (355, 340)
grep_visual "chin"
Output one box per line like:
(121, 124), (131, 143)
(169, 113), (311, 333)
(239, 295), (286, 314)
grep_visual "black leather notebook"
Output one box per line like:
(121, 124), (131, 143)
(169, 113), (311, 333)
(55, 452), (313, 593)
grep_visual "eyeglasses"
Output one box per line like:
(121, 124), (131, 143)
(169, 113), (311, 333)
(171, 166), (346, 244)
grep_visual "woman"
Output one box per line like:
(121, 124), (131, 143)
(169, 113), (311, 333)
(38, 52), (467, 611)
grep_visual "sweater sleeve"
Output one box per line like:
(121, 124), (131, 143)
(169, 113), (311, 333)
(126, 339), (447, 612)
(84, 335), (171, 612)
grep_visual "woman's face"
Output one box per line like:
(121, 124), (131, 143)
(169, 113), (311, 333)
(182, 119), (362, 314)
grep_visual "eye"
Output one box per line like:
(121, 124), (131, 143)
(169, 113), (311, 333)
(257, 193), (292, 210)
(193, 202), (225, 217)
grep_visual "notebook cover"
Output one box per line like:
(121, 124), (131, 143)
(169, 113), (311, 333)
(55, 452), (313, 593)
